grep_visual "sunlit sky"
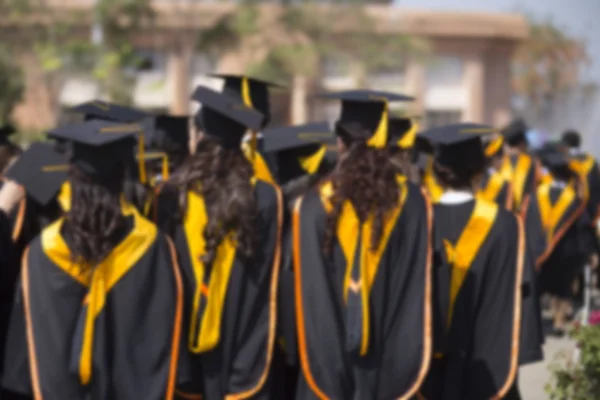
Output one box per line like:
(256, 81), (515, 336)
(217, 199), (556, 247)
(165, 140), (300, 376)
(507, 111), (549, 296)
(395, 0), (600, 83)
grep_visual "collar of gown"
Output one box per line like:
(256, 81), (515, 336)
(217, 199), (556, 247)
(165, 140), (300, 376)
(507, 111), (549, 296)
(438, 190), (474, 205)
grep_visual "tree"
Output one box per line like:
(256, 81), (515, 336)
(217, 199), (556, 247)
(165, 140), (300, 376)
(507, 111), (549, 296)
(0, 46), (25, 125)
(196, 2), (430, 124)
(512, 19), (590, 120)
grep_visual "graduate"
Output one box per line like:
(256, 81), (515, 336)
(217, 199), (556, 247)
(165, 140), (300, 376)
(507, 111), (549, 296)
(1, 121), (183, 400)
(157, 86), (283, 399)
(501, 118), (541, 215)
(388, 116), (421, 183)
(210, 74), (283, 184)
(292, 90), (431, 399)
(65, 100), (154, 215)
(262, 121), (336, 205)
(418, 123), (538, 400)
(561, 130), (600, 223)
(477, 134), (513, 210)
(526, 152), (599, 335)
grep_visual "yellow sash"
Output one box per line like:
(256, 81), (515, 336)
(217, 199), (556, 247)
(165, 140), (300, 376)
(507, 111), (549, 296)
(185, 191), (238, 353)
(41, 203), (156, 385)
(424, 158), (443, 203)
(477, 171), (506, 204)
(569, 155), (595, 201)
(511, 154), (532, 209)
(444, 199), (498, 327)
(319, 176), (407, 355)
(537, 183), (576, 243)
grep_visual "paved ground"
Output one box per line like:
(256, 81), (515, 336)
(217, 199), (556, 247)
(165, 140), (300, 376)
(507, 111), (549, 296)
(519, 336), (576, 400)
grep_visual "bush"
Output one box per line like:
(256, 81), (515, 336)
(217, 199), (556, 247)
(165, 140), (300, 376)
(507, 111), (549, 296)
(546, 314), (600, 399)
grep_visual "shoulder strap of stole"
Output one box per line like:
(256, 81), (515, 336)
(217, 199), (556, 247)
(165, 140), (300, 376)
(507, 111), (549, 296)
(537, 183), (576, 243)
(512, 153), (532, 210)
(423, 158), (443, 203)
(319, 176), (408, 356)
(478, 171), (506, 204)
(443, 199), (498, 328)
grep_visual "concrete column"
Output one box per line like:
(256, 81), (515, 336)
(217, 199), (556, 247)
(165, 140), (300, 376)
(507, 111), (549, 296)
(168, 45), (193, 116)
(405, 60), (425, 116)
(484, 42), (514, 127)
(464, 52), (485, 123)
(290, 75), (307, 125)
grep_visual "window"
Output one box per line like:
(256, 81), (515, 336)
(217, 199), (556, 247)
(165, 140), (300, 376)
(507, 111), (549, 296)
(425, 56), (464, 86)
(424, 110), (462, 128)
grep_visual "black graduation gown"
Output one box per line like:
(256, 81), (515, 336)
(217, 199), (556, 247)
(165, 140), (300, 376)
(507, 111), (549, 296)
(159, 179), (282, 400)
(1, 206), (183, 400)
(508, 153), (539, 213)
(478, 170), (512, 210)
(570, 153), (600, 222)
(292, 180), (432, 399)
(526, 184), (598, 298)
(0, 210), (17, 376)
(421, 198), (535, 400)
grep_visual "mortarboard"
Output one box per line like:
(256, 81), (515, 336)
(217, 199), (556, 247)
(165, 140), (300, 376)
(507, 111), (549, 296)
(191, 86), (265, 149)
(319, 90), (414, 149)
(420, 122), (496, 169)
(47, 120), (141, 179)
(542, 152), (569, 169)
(5, 142), (68, 205)
(209, 74), (283, 126)
(262, 122), (334, 153)
(263, 122), (336, 183)
(69, 100), (150, 123)
(501, 118), (528, 146)
(389, 117), (420, 149)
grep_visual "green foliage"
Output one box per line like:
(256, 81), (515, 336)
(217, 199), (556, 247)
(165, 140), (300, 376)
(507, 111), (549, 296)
(0, 46), (24, 124)
(197, 5), (259, 55)
(546, 325), (600, 399)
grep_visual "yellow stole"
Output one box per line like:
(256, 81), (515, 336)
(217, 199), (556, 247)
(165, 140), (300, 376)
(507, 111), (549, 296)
(41, 203), (157, 385)
(510, 153), (532, 209)
(319, 176), (408, 355)
(184, 181), (259, 353)
(569, 155), (595, 202)
(477, 171), (506, 204)
(444, 199), (498, 327)
(537, 183), (576, 243)
(424, 158), (443, 203)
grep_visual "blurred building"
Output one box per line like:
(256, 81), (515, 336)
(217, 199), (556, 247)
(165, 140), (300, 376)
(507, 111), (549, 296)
(3, 1), (528, 129)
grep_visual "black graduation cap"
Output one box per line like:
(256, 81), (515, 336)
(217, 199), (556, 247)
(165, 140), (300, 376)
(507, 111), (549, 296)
(152, 115), (189, 155)
(419, 122), (496, 146)
(501, 118), (528, 146)
(69, 100), (150, 123)
(5, 142), (68, 205)
(319, 90), (414, 145)
(420, 123), (496, 170)
(209, 74), (283, 126)
(543, 152), (569, 168)
(262, 122), (334, 153)
(191, 86), (265, 149)
(0, 124), (16, 144)
(47, 120), (141, 178)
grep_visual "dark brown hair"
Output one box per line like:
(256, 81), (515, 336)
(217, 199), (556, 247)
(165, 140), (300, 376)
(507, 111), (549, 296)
(170, 137), (257, 266)
(323, 122), (400, 256)
(62, 165), (127, 266)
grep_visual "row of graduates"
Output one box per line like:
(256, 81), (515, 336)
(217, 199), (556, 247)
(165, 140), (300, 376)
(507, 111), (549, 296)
(0, 75), (579, 399)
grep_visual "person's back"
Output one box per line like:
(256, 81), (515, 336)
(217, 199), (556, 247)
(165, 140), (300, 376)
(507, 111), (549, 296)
(418, 123), (540, 400)
(291, 92), (431, 400)
(1, 121), (183, 400)
(161, 86), (282, 400)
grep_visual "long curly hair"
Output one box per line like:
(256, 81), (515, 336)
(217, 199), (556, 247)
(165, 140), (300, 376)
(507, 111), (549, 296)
(323, 122), (400, 256)
(62, 165), (127, 266)
(169, 137), (257, 266)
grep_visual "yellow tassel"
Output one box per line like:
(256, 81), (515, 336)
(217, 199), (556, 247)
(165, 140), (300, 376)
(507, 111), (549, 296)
(138, 135), (147, 185)
(162, 154), (169, 180)
(397, 120), (419, 149)
(485, 136), (504, 157)
(366, 102), (388, 149)
(298, 145), (327, 174)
